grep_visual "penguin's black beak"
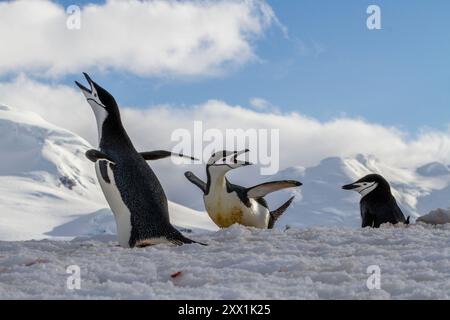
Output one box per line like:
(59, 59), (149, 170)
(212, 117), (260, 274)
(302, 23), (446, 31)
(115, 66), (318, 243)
(83, 72), (94, 86)
(233, 149), (252, 166)
(342, 183), (358, 190)
(75, 72), (95, 95)
(75, 80), (90, 94)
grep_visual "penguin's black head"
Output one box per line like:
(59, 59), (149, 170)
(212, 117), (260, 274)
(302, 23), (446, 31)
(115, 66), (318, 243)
(207, 149), (252, 175)
(75, 73), (121, 141)
(342, 173), (390, 197)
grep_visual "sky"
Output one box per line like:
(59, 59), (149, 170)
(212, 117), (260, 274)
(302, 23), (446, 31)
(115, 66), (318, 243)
(35, 0), (450, 131)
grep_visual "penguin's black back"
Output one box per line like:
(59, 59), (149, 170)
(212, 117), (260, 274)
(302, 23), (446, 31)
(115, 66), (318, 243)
(112, 148), (180, 246)
(99, 116), (179, 247)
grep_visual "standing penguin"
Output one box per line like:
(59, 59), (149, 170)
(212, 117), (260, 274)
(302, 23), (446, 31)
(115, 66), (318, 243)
(342, 174), (409, 228)
(75, 73), (203, 247)
(184, 150), (301, 229)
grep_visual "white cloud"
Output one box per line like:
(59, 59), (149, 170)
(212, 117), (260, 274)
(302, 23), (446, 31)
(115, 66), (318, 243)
(0, 0), (277, 77)
(0, 75), (97, 141)
(3, 76), (450, 171)
(249, 97), (271, 110)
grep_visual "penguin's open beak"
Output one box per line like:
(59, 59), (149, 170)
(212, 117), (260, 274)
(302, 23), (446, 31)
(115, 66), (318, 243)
(75, 73), (94, 96)
(75, 73), (105, 109)
(233, 149), (252, 166)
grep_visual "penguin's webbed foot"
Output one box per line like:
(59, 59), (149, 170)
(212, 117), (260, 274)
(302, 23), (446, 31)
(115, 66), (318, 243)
(167, 232), (208, 246)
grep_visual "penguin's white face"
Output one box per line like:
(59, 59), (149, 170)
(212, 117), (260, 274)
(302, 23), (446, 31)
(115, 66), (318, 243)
(75, 73), (108, 143)
(343, 181), (378, 197)
(207, 150), (252, 175)
(343, 174), (391, 199)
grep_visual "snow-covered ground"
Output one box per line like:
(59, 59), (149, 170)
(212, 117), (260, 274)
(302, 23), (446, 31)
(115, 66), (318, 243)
(1, 224), (450, 299)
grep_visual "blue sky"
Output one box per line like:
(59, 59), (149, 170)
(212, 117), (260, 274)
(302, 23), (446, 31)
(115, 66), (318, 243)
(28, 1), (450, 131)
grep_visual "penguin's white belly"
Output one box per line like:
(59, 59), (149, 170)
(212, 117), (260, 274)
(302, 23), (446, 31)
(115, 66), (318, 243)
(204, 191), (269, 228)
(95, 161), (132, 248)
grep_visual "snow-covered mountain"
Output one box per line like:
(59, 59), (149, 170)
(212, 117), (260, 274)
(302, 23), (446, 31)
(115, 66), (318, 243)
(0, 105), (215, 241)
(1, 104), (450, 242)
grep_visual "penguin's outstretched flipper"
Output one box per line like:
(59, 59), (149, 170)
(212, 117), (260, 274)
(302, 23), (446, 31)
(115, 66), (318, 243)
(85, 149), (115, 164)
(184, 171), (207, 193)
(247, 180), (302, 199)
(140, 150), (197, 161)
(268, 196), (295, 229)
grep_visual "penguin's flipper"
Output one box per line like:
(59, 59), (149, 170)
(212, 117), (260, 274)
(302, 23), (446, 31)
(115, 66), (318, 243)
(184, 171), (207, 193)
(247, 180), (302, 198)
(140, 150), (198, 161)
(268, 196), (295, 229)
(85, 149), (115, 164)
(360, 203), (375, 228)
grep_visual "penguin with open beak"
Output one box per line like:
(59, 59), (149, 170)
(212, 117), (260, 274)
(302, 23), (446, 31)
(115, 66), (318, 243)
(185, 150), (302, 229)
(75, 73), (203, 247)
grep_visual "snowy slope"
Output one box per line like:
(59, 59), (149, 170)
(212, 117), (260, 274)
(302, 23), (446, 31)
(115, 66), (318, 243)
(1, 224), (450, 299)
(0, 105), (215, 241)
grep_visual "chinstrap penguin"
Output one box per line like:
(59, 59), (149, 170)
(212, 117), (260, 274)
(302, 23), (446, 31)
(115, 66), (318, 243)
(185, 150), (302, 229)
(342, 173), (410, 228)
(75, 73), (204, 248)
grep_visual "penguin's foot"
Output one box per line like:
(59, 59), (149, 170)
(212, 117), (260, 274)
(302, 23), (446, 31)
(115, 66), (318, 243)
(167, 231), (208, 246)
(135, 237), (171, 247)
(134, 235), (207, 247)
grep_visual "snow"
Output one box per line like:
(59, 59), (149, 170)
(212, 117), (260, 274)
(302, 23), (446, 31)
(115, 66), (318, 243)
(2, 104), (450, 299)
(1, 224), (450, 299)
(417, 208), (450, 225)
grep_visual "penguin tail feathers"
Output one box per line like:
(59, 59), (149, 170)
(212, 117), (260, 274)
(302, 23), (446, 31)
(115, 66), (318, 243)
(268, 196), (295, 229)
(167, 231), (207, 246)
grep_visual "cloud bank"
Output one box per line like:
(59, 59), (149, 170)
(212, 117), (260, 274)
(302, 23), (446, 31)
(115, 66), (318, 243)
(2, 75), (450, 172)
(3, 75), (450, 208)
(0, 0), (276, 77)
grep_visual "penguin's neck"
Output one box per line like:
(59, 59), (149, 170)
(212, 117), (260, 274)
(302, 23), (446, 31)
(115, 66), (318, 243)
(207, 168), (228, 195)
(98, 117), (135, 154)
(362, 188), (389, 201)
